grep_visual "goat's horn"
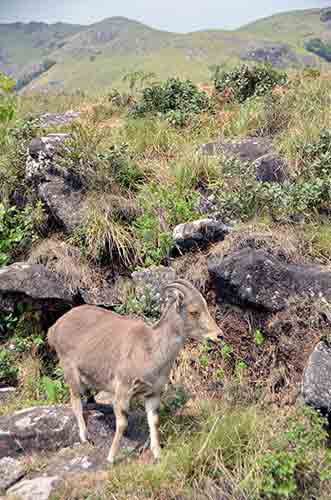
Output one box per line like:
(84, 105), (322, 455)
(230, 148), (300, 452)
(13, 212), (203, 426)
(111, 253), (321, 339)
(164, 280), (198, 299)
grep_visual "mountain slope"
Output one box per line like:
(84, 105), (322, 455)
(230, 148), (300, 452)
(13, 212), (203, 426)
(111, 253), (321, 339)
(2, 8), (330, 94)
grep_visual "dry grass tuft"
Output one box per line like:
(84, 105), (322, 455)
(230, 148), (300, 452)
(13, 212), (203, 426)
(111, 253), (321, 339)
(28, 238), (99, 293)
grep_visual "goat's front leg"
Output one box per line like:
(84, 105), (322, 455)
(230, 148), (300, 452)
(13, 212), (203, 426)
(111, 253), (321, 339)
(145, 394), (161, 461)
(107, 399), (129, 464)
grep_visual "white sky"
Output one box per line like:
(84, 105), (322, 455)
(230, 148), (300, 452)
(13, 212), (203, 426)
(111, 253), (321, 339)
(0, 0), (330, 32)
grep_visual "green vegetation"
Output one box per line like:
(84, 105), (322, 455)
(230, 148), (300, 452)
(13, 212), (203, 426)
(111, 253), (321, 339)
(305, 38), (331, 62)
(2, 65), (331, 498)
(214, 64), (287, 102)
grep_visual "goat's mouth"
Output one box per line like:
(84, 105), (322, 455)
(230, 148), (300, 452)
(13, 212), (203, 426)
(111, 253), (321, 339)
(204, 328), (224, 342)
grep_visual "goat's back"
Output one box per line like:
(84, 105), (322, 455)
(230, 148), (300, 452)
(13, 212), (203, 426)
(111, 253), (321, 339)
(47, 305), (154, 376)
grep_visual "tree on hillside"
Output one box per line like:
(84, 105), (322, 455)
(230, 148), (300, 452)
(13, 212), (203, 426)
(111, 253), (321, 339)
(122, 70), (157, 93)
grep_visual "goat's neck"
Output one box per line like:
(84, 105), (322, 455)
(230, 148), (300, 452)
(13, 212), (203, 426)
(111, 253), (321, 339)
(152, 301), (185, 370)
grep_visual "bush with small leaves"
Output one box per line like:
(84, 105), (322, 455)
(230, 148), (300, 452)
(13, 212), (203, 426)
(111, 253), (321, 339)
(214, 64), (287, 103)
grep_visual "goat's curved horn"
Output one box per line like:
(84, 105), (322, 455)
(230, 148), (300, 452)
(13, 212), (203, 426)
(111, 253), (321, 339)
(164, 280), (199, 299)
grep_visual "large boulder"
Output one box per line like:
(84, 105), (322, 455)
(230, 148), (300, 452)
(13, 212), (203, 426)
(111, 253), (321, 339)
(200, 137), (288, 183)
(26, 134), (87, 233)
(302, 340), (331, 415)
(208, 248), (331, 312)
(173, 218), (230, 252)
(0, 262), (80, 313)
(0, 404), (147, 459)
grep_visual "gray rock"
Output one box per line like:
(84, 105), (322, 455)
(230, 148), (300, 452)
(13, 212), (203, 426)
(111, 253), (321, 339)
(0, 388), (16, 404)
(302, 340), (331, 414)
(0, 263), (79, 313)
(173, 218), (230, 251)
(0, 457), (25, 492)
(0, 404), (147, 460)
(321, 8), (331, 23)
(255, 153), (288, 183)
(7, 476), (59, 500)
(208, 248), (331, 312)
(38, 179), (87, 233)
(38, 111), (80, 128)
(26, 134), (70, 183)
(201, 137), (273, 162)
(26, 133), (87, 233)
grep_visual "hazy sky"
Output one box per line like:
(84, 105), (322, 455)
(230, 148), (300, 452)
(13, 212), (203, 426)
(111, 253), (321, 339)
(0, 0), (330, 32)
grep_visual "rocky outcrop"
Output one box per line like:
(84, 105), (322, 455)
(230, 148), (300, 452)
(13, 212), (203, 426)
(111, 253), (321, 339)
(7, 476), (60, 500)
(173, 218), (230, 252)
(0, 404), (147, 459)
(201, 137), (288, 183)
(208, 248), (331, 312)
(0, 262), (80, 314)
(321, 8), (331, 23)
(0, 457), (25, 492)
(241, 43), (298, 67)
(302, 340), (331, 415)
(26, 134), (87, 233)
(38, 111), (80, 128)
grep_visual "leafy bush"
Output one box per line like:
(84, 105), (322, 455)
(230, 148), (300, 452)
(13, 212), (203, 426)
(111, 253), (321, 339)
(0, 203), (43, 266)
(260, 407), (331, 498)
(132, 78), (210, 125)
(0, 72), (16, 122)
(134, 183), (198, 265)
(305, 38), (331, 62)
(0, 349), (18, 385)
(214, 64), (287, 103)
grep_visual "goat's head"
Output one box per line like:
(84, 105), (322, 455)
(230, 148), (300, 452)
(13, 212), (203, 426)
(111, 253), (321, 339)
(164, 279), (223, 342)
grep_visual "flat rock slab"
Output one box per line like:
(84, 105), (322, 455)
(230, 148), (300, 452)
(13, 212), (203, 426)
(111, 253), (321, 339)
(302, 341), (331, 415)
(201, 137), (273, 162)
(38, 111), (80, 128)
(0, 262), (78, 313)
(0, 457), (25, 492)
(0, 404), (147, 460)
(7, 476), (60, 500)
(208, 248), (331, 312)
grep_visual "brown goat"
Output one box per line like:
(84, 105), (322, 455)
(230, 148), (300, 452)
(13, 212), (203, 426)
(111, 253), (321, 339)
(48, 279), (222, 464)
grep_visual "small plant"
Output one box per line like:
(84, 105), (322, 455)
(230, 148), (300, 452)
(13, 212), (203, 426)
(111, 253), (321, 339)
(40, 370), (69, 404)
(254, 329), (265, 346)
(220, 343), (233, 360)
(214, 64), (287, 103)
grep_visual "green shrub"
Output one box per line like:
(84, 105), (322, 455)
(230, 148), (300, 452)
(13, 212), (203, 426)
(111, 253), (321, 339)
(0, 203), (43, 266)
(134, 183), (198, 265)
(259, 407), (330, 498)
(0, 72), (16, 123)
(0, 349), (18, 385)
(305, 38), (331, 62)
(214, 64), (287, 103)
(132, 78), (210, 125)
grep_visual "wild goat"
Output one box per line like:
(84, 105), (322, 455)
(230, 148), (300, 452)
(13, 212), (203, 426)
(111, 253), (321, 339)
(48, 279), (222, 464)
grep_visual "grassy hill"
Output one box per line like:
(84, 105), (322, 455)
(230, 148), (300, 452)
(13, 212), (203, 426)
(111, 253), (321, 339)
(2, 8), (331, 94)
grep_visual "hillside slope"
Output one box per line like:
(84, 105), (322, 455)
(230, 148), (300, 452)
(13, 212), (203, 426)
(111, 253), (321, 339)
(2, 8), (331, 94)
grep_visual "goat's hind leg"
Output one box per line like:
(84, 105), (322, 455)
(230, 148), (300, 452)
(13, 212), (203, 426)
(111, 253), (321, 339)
(70, 387), (89, 443)
(107, 397), (130, 464)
